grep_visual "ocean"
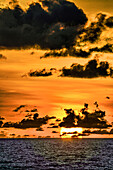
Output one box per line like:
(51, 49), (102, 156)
(0, 138), (113, 169)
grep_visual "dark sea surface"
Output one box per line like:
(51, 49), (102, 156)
(0, 138), (113, 170)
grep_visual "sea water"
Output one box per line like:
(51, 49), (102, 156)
(0, 138), (113, 169)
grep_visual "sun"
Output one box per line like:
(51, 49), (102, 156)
(60, 127), (83, 138)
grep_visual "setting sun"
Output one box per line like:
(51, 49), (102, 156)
(60, 127), (83, 138)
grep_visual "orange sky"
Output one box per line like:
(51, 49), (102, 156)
(0, 0), (113, 138)
(0, 49), (113, 138)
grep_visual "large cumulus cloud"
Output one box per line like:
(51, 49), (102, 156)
(40, 12), (113, 58)
(59, 103), (112, 129)
(0, 0), (87, 49)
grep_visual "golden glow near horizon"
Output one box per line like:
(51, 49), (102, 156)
(60, 127), (83, 138)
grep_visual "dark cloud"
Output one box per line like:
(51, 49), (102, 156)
(61, 131), (77, 136)
(31, 108), (38, 112)
(10, 133), (16, 137)
(13, 105), (26, 112)
(77, 133), (89, 137)
(41, 43), (113, 59)
(45, 136), (51, 138)
(0, 121), (3, 127)
(61, 126), (113, 138)
(49, 123), (55, 125)
(0, 133), (6, 138)
(36, 127), (44, 131)
(38, 136), (42, 138)
(25, 113), (32, 118)
(79, 13), (106, 43)
(30, 51), (35, 55)
(2, 122), (14, 128)
(0, 0), (87, 49)
(106, 96), (110, 99)
(89, 43), (113, 53)
(16, 115), (52, 129)
(60, 131), (87, 137)
(89, 130), (109, 134)
(48, 125), (58, 128)
(25, 110), (30, 112)
(23, 134), (29, 138)
(59, 109), (76, 128)
(110, 129), (113, 134)
(94, 101), (99, 108)
(61, 59), (113, 78)
(40, 13), (113, 58)
(105, 16), (113, 28)
(52, 131), (58, 133)
(77, 105), (111, 129)
(0, 54), (7, 59)
(28, 69), (52, 77)
(59, 103), (112, 129)
(49, 116), (56, 119)
(60, 132), (67, 137)
(56, 118), (61, 122)
(2, 105), (57, 129)
(0, 116), (5, 120)
(33, 113), (39, 120)
(82, 129), (113, 135)
(41, 47), (91, 58)
(2, 111), (56, 129)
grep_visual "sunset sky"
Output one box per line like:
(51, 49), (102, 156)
(0, 0), (113, 138)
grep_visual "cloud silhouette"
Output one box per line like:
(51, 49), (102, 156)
(0, 54), (7, 59)
(41, 43), (113, 59)
(61, 59), (113, 78)
(2, 111), (56, 129)
(25, 110), (30, 112)
(49, 123), (55, 126)
(0, 116), (5, 120)
(31, 108), (38, 112)
(33, 113), (39, 120)
(17, 135), (21, 138)
(60, 131), (77, 136)
(105, 16), (113, 28)
(52, 131), (58, 133)
(59, 109), (76, 128)
(89, 43), (113, 53)
(0, 121), (3, 127)
(82, 129), (113, 135)
(36, 127), (44, 131)
(106, 96), (110, 99)
(110, 129), (113, 134)
(40, 13), (113, 58)
(28, 69), (52, 77)
(80, 13), (106, 43)
(61, 127), (113, 138)
(56, 118), (61, 122)
(23, 134), (29, 138)
(59, 103), (112, 129)
(1, 103), (112, 138)
(48, 125), (58, 128)
(0, 0), (87, 49)
(0, 133), (6, 138)
(41, 47), (91, 58)
(13, 105), (26, 112)
(10, 133), (16, 137)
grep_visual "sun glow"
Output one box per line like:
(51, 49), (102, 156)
(60, 127), (83, 138)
